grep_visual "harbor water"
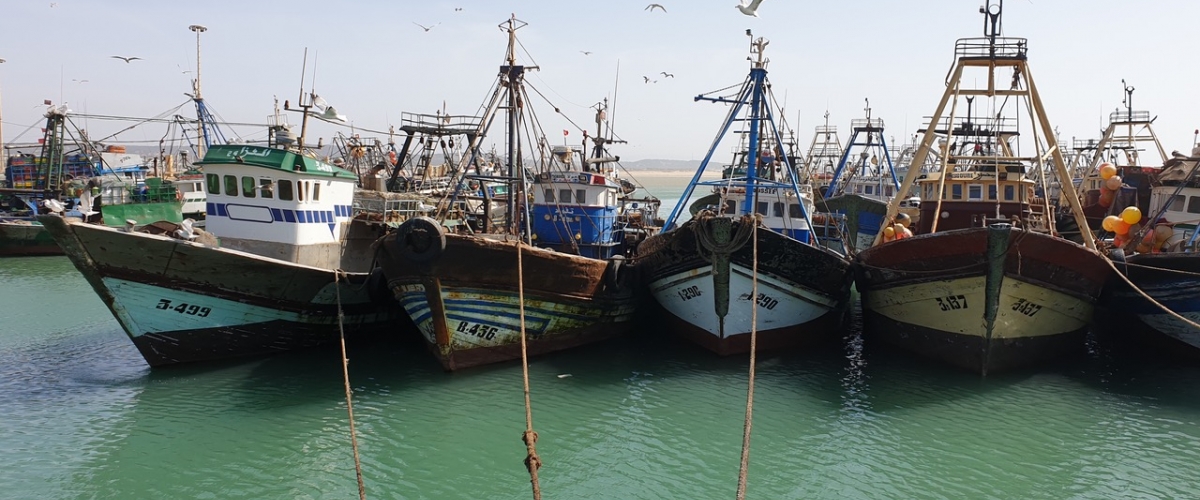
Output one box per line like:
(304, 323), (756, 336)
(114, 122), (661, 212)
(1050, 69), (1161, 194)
(4, 178), (1200, 499)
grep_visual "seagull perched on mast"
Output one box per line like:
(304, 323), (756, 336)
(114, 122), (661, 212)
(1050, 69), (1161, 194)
(736, 0), (765, 17)
(111, 55), (142, 63)
(645, 3), (667, 13)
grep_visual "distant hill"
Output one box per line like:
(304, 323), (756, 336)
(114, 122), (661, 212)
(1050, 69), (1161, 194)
(621, 159), (702, 171)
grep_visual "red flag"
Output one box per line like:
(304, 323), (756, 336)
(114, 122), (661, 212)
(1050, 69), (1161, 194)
(43, 99), (52, 105)
(563, 129), (569, 136)
(38, 138), (45, 144)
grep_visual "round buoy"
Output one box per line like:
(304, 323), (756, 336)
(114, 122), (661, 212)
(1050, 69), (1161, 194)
(389, 216), (446, 263)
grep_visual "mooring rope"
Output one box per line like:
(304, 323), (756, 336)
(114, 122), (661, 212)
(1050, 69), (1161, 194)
(515, 241), (543, 500)
(734, 218), (760, 500)
(333, 270), (367, 500)
(1106, 258), (1200, 330)
(694, 213), (756, 262)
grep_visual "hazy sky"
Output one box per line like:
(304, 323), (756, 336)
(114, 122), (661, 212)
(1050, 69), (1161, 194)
(1, 0), (1197, 161)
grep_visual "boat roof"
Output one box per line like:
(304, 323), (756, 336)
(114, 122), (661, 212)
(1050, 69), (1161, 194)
(196, 144), (355, 179)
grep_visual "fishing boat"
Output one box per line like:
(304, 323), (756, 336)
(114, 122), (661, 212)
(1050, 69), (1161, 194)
(375, 16), (647, 371)
(818, 100), (916, 254)
(39, 90), (403, 367)
(636, 34), (854, 356)
(855, 1), (1111, 375)
(1104, 148), (1200, 349)
(1, 105), (184, 257)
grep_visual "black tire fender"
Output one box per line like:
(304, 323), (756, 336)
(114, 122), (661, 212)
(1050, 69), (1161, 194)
(389, 216), (446, 263)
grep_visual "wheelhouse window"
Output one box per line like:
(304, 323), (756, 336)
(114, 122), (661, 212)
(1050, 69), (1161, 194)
(1187, 196), (1200, 214)
(223, 175), (238, 197)
(559, 189), (572, 203)
(278, 180), (294, 201)
(241, 176), (256, 198)
(789, 203), (802, 218)
(1004, 185), (1015, 201)
(951, 184), (963, 200)
(755, 201), (769, 215)
(575, 189), (586, 204)
(259, 179), (274, 199)
(298, 181), (306, 202)
(988, 185), (997, 200)
(1166, 194), (1185, 212)
(206, 174), (219, 195)
(312, 182), (321, 201)
(773, 202), (785, 217)
(544, 189), (555, 202)
(968, 185), (982, 200)
(724, 200), (737, 215)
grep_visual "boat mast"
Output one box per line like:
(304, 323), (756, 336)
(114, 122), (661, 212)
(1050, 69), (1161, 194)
(499, 15), (528, 237)
(741, 36), (768, 216)
(0, 58), (5, 178)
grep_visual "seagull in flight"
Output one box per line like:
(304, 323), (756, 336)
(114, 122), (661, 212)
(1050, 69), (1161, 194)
(580, 50), (593, 55)
(454, 7), (463, 11)
(645, 4), (667, 13)
(643, 76), (651, 83)
(413, 22), (439, 32)
(72, 79), (88, 83)
(736, 0), (765, 17)
(660, 72), (674, 78)
(111, 55), (141, 63)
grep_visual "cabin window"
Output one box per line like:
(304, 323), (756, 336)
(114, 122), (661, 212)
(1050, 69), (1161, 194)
(298, 181), (306, 202)
(278, 180), (294, 201)
(724, 200), (737, 215)
(950, 184), (962, 200)
(989, 185), (997, 200)
(1166, 195), (1185, 212)
(313, 182), (321, 201)
(223, 175), (238, 197)
(773, 202), (785, 217)
(544, 189), (555, 202)
(575, 189), (586, 204)
(968, 185), (982, 200)
(886, 186), (894, 197)
(206, 174), (219, 195)
(789, 203), (802, 218)
(241, 176), (256, 198)
(1187, 196), (1200, 214)
(756, 201), (769, 215)
(259, 179), (274, 199)
(865, 185), (874, 195)
(1004, 185), (1015, 201)
(559, 189), (572, 203)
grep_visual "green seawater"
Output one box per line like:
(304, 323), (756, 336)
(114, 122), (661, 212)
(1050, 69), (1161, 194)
(4, 181), (1200, 499)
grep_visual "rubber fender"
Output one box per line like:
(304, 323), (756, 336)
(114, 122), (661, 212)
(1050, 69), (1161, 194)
(389, 216), (446, 263)
(604, 254), (626, 290)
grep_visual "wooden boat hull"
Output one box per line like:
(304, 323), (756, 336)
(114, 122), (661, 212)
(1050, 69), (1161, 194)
(0, 220), (63, 257)
(856, 225), (1110, 374)
(1110, 253), (1200, 349)
(819, 193), (887, 254)
(637, 215), (854, 356)
(377, 224), (637, 371)
(38, 214), (400, 367)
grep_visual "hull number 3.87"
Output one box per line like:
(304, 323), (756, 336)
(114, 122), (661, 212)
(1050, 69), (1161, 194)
(155, 299), (212, 317)
(935, 295), (968, 311)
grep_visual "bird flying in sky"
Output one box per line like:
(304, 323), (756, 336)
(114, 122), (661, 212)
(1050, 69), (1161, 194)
(661, 72), (674, 78)
(580, 51), (593, 55)
(643, 76), (651, 83)
(645, 4), (667, 13)
(111, 56), (141, 63)
(736, 0), (765, 17)
(413, 22), (439, 32)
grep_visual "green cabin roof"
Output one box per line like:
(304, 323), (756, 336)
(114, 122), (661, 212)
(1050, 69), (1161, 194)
(196, 144), (355, 179)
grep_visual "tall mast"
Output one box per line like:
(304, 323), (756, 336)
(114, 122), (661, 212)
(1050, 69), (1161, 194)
(499, 15), (528, 236)
(189, 25), (207, 160)
(0, 58), (6, 178)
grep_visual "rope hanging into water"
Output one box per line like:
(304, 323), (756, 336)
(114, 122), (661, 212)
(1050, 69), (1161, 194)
(516, 242), (544, 500)
(333, 270), (368, 500)
(734, 219), (760, 500)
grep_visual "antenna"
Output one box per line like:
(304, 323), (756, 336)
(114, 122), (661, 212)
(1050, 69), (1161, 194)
(188, 25), (207, 99)
(1121, 78), (1134, 119)
(980, 0), (1003, 56)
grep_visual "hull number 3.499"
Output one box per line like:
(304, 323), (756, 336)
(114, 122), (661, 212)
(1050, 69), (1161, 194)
(155, 299), (212, 317)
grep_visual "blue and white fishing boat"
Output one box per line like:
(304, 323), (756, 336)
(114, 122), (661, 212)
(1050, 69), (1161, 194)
(635, 34), (854, 356)
(376, 17), (648, 370)
(40, 119), (401, 366)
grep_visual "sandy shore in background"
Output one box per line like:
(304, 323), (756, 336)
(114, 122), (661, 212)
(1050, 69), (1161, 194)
(621, 169), (717, 178)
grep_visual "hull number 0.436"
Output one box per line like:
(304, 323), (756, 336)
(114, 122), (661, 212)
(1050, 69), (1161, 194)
(155, 299), (212, 317)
